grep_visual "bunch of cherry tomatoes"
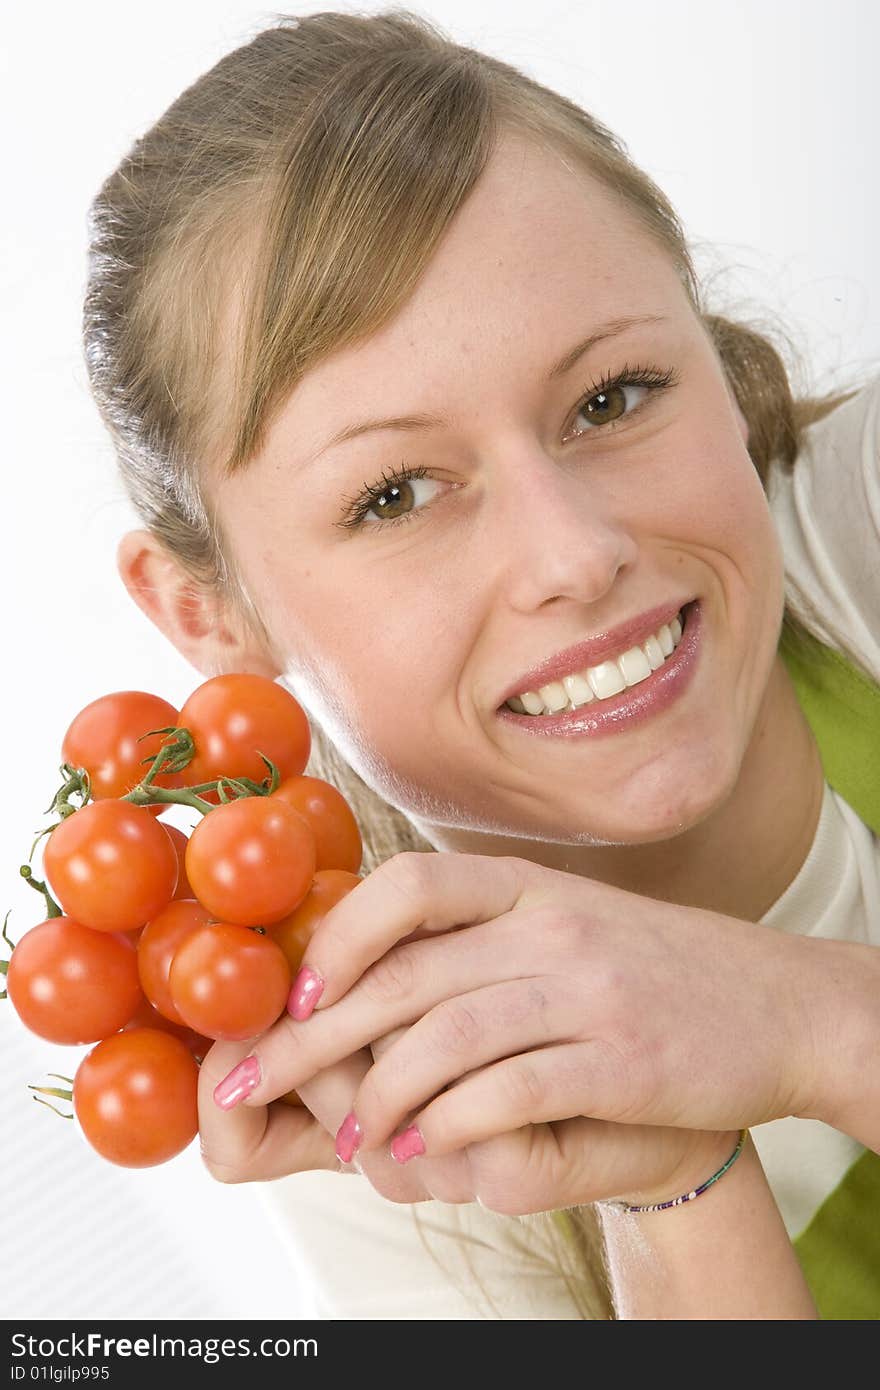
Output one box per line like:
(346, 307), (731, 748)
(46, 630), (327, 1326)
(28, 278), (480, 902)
(3, 675), (363, 1168)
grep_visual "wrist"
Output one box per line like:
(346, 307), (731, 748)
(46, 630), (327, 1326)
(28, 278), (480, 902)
(607, 1128), (744, 1211)
(794, 936), (880, 1151)
(598, 1136), (818, 1318)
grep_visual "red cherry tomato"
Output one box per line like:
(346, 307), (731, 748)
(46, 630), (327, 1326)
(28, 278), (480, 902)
(137, 899), (214, 1024)
(7, 917), (143, 1044)
(61, 691), (185, 817)
(160, 823), (195, 899)
(267, 869), (361, 976)
(177, 674), (311, 807)
(73, 1028), (199, 1167)
(272, 776), (362, 873)
(168, 922), (291, 1041)
(121, 997), (212, 1062)
(43, 800), (179, 932)
(185, 796), (315, 926)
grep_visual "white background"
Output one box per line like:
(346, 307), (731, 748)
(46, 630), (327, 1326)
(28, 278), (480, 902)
(2, 0), (878, 1320)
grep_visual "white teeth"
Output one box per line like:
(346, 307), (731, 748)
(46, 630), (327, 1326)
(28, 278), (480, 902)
(505, 608), (687, 717)
(562, 671), (594, 707)
(617, 645), (653, 687)
(588, 659), (627, 700)
(535, 680), (570, 713)
(519, 691), (545, 715)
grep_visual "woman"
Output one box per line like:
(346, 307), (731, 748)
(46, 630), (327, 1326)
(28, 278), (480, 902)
(86, 10), (879, 1317)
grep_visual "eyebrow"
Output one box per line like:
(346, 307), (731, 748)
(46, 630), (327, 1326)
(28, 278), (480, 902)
(310, 313), (669, 459)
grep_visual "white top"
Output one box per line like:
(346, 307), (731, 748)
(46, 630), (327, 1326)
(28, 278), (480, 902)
(258, 373), (880, 1319)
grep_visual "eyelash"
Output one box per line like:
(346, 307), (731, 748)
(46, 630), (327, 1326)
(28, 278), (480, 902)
(335, 359), (679, 532)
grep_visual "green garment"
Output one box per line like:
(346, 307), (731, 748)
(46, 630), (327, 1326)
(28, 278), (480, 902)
(778, 617), (880, 836)
(778, 618), (880, 1319)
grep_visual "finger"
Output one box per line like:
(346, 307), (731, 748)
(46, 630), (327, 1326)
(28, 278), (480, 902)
(198, 1038), (339, 1181)
(201, 1036), (436, 1201)
(369, 1025), (408, 1058)
(287, 851), (533, 1018)
(351, 978), (579, 1150)
(366, 1025), (486, 1203)
(376, 1040), (636, 1163)
(219, 914), (551, 1106)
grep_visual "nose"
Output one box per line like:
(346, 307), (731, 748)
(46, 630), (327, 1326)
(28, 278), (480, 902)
(488, 446), (638, 613)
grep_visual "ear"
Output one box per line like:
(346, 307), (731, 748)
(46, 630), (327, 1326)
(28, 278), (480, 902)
(116, 529), (281, 680)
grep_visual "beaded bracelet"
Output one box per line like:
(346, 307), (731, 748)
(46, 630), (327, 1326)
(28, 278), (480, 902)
(603, 1129), (750, 1215)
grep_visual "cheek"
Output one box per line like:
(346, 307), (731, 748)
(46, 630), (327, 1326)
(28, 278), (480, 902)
(276, 599), (442, 767)
(664, 425), (777, 559)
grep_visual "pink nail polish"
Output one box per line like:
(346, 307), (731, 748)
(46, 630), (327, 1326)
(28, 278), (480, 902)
(335, 1111), (363, 1164)
(390, 1125), (425, 1164)
(213, 1055), (260, 1110)
(288, 965), (324, 1021)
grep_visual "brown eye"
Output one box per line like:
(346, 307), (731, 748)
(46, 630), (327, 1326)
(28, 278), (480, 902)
(371, 477), (415, 521)
(569, 377), (660, 440)
(581, 384), (628, 426)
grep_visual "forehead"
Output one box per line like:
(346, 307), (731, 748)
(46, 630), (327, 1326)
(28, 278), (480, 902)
(264, 134), (686, 449)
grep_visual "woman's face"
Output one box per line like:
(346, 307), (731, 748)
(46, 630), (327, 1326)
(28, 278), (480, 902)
(214, 134), (784, 849)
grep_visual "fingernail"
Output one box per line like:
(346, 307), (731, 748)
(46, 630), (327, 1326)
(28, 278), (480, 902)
(213, 1055), (261, 1110)
(288, 966), (324, 1021)
(390, 1124), (425, 1164)
(335, 1111), (363, 1164)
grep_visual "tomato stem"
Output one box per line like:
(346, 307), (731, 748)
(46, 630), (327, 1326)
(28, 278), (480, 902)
(121, 731), (282, 816)
(29, 1074), (74, 1119)
(43, 762), (92, 820)
(135, 726), (196, 785)
(0, 909), (13, 998)
(19, 866), (62, 918)
(124, 783), (218, 816)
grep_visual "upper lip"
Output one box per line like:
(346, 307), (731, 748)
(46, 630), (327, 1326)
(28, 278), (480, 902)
(495, 599), (694, 708)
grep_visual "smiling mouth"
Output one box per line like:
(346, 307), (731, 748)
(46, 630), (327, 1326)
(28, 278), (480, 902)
(500, 604), (691, 717)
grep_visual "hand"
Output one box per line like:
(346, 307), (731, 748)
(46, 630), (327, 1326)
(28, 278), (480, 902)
(198, 1024), (740, 1213)
(207, 851), (824, 1212)
(198, 1022), (479, 1203)
(198, 1031), (440, 1201)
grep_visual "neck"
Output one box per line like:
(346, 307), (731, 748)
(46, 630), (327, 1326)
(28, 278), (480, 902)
(411, 653), (825, 924)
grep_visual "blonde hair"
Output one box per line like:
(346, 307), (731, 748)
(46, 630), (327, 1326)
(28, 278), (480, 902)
(83, 8), (864, 1319)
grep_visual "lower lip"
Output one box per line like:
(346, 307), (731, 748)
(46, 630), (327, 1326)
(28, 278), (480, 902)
(495, 599), (703, 739)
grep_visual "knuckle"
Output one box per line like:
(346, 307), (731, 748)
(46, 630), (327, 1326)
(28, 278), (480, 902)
(200, 1150), (251, 1186)
(478, 1188), (528, 1217)
(470, 1136), (535, 1215)
(529, 904), (585, 957)
(586, 957), (629, 1007)
(355, 1068), (394, 1124)
(421, 1165), (475, 1205)
(315, 912), (355, 962)
(474, 1168), (530, 1216)
(360, 946), (416, 1005)
(611, 1033), (659, 1118)
(431, 999), (482, 1056)
(501, 1057), (545, 1112)
(381, 851), (434, 908)
(358, 1156), (415, 1204)
(254, 1012), (308, 1085)
(517, 895), (586, 961)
